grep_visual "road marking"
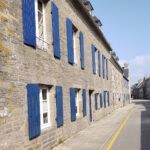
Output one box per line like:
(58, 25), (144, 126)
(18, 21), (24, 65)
(105, 108), (134, 150)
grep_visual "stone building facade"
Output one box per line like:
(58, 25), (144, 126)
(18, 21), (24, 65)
(0, 0), (130, 149)
(110, 57), (130, 109)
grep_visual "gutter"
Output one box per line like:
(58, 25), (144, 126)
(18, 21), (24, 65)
(110, 56), (123, 74)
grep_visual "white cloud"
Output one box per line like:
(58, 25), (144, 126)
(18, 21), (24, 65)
(120, 55), (150, 85)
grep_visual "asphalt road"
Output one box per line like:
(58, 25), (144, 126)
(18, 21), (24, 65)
(112, 100), (150, 150)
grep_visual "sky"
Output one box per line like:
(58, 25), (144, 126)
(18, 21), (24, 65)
(91, 0), (150, 85)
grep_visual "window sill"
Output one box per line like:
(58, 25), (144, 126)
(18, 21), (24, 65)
(36, 37), (50, 52)
(41, 125), (54, 133)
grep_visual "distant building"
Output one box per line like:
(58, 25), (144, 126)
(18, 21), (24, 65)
(132, 77), (150, 99)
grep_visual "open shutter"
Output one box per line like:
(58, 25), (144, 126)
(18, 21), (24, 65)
(100, 93), (103, 108)
(51, 2), (61, 59)
(107, 91), (110, 106)
(27, 84), (40, 140)
(102, 55), (105, 79)
(80, 32), (85, 69)
(70, 88), (76, 121)
(92, 45), (96, 74)
(104, 91), (106, 108)
(106, 59), (108, 80)
(56, 86), (63, 127)
(82, 89), (86, 117)
(95, 94), (98, 110)
(22, 0), (36, 47)
(98, 51), (101, 77)
(66, 18), (74, 64)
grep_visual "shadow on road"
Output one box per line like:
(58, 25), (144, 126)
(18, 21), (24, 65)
(133, 100), (150, 150)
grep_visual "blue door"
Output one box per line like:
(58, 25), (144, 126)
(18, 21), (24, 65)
(89, 92), (93, 122)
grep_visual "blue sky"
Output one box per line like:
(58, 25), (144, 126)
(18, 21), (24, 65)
(91, 0), (150, 84)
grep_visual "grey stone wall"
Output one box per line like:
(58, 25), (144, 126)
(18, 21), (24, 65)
(0, 0), (130, 149)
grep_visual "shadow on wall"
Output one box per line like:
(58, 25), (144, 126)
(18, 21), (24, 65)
(134, 100), (150, 150)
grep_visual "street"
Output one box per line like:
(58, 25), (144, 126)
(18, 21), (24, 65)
(112, 100), (150, 150)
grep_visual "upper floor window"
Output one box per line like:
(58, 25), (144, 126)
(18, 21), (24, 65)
(75, 89), (82, 117)
(35, 0), (47, 49)
(73, 25), (78, 64)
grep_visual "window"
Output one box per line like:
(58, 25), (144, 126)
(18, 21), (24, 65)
(35, 0), (47, 49)
(73, 25), (78, 64)
(40, 87), (50, 129)
(75, 89), (81, 117)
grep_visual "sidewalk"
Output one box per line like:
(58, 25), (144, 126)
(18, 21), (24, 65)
(53, 104), (134, 150)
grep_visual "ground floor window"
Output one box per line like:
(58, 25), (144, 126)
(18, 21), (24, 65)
(40, 86), (51, 129)
(75, 89), (82, 117)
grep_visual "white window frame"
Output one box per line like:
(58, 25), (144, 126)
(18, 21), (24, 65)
(40, 87), (51, 130)
(73, 26), (78, 64)
(35, 0), (47, 49)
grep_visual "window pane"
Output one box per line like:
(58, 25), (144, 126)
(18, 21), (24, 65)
(38, 1), (43, 12)
(43, 101), (48, 113)
(43, 113), (48, 124)
(42, 89), (47, 100)
(38, 1), (44, 39)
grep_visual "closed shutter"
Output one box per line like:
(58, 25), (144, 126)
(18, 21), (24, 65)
(104, 91), (106, 108)
(82, 89), (86, 117)
(98, 51), (101, 77)
(70, 88), (76, 121)
(27, 84), (40, 140)
(51, 2), (61, 59)
(22, 0), (36, 47)
(80, 32), (85, 70)
(100, 93), (103, 108)
(95, 93), (98, 110)
(56, 86), (63, 127)
(66, 18), (74, 64)
(92, 45), (96, 74)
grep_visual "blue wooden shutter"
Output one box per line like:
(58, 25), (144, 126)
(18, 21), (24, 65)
(27, 84), (40, 140)
(70, 88), (76, 121)
(22, 0), (36, 47)
(80, 32), (85, 69)
(107, 91), (110, 106)
(92, 45), (96, 74)
(51, 2), (61, 59)
(104, 91), (106, 108)
(98, 51), (101, 77)
(102, 55), (105, 79)
(95, 93), (98, 110)
(56, 86), (63, 127)
(82, 89), (86, 117)
(106, 59), (108, 80)
(66, 18), (74, 64)
(100, 93), (103, 108)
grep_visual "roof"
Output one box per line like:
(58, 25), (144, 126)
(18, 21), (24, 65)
(68, 0), (113, 52)
(110, 56), (123, 74)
